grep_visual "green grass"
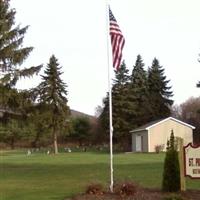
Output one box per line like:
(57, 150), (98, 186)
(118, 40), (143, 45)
(0, 150), (199, 200)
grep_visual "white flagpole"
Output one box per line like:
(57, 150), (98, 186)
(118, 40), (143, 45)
(106, 2), (114, 192)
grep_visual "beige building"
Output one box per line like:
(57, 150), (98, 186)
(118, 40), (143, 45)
(130, 117), (195, 152)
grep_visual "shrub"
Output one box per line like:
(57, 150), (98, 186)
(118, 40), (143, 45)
(85, 183), (104, 195)
(162, 130), (180, 192)
(155, 144), (164, 153)
(114, 182), (137, 196)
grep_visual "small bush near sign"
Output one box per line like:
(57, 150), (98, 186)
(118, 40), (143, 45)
(162, 130), (180, 192)
(155, 144), (164, 153)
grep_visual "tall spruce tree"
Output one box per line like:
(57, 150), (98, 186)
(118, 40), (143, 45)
(128, 55), (149, 127)
(38, 55), (69, 154)
(0, 0), (42, 147)
(100, 61), (131, 150)
(148, 58), (173, 120)
(0, 0), (41, 111)
(112, 61), (131, 150)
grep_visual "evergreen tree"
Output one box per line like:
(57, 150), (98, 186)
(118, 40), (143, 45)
(0, 118), (21, 149)
(0, 0), (41, 87)
(0, 0), (42, 126)
(0, 88), (36, 148)
(148, 58), (173, 120)
(99, 94), (109, 142)
(128, 55), (149, 127)
(70, 117), (91, 146)
(112, 61), (131, 149)
(37, 55), (69, 154)
(28, 105), (53, 148)
(100, 61), (131, 150)
(162, 130), (180, 192)
(113, 61), (130, 86)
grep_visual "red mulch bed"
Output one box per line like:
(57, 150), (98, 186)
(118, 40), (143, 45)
(68, 188), (200, 200)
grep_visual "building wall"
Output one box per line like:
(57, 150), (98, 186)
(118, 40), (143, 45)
(149, 119), (193, 152)
(132, 130), (148, 152)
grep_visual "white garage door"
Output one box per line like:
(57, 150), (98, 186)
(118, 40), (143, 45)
(136, 135), (142, 152)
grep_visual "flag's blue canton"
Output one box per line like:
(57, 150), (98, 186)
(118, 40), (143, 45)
(109, 9), (117, 22)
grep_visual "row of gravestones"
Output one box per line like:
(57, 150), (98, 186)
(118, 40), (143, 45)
(27, 147), (72, 155)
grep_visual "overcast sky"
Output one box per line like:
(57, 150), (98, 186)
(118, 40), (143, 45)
(12, 0), (200, 115)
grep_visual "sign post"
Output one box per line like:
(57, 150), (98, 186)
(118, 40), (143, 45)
(178, 138), (186, 191)
(184, 143), (200, 179)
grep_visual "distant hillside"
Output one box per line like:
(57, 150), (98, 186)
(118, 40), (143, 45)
(70, 109), (95, 120)
(0, 107), (96, 120)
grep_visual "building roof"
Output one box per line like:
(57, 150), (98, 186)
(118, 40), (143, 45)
(130, 117), (195, 133)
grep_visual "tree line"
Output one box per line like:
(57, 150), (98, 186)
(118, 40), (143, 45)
(0, 0), (96, 153)
(172, 96), (200, 145)
(0, 0), (199, 153)
(0, 0), (108, 153)
(99, 55), (200, 149)
(99, 55), (173, 150)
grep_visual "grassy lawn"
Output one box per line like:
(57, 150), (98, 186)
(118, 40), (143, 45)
(0, 150), (199, 200)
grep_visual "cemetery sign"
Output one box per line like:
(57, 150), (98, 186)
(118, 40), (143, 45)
(184, 143), (200, 179)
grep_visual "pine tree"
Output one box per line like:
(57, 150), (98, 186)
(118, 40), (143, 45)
(128, 55), (149, 127)
(38, 55), (69, 154)
(99, 94), (109, 142)
(0, 87), (37, 147)
(162, 130), (180, 192)
(0, 0), (42, 147)
(0, 0), (42, 113)
(112, 61), (131, 150)
(71, 117), (91, 146)
(0, 118), (22, 149)
(27, 105), (53, 148)
(113, 61), (130, 86)
(148, 58), (173, 120)
(100, 61), (131, 150)
(0, 0), (41, 86)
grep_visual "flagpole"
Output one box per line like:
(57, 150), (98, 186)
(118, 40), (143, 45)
(106, 2), (114, 192)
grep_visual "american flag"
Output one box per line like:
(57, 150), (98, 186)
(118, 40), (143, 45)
(109, 8), (125, 70)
